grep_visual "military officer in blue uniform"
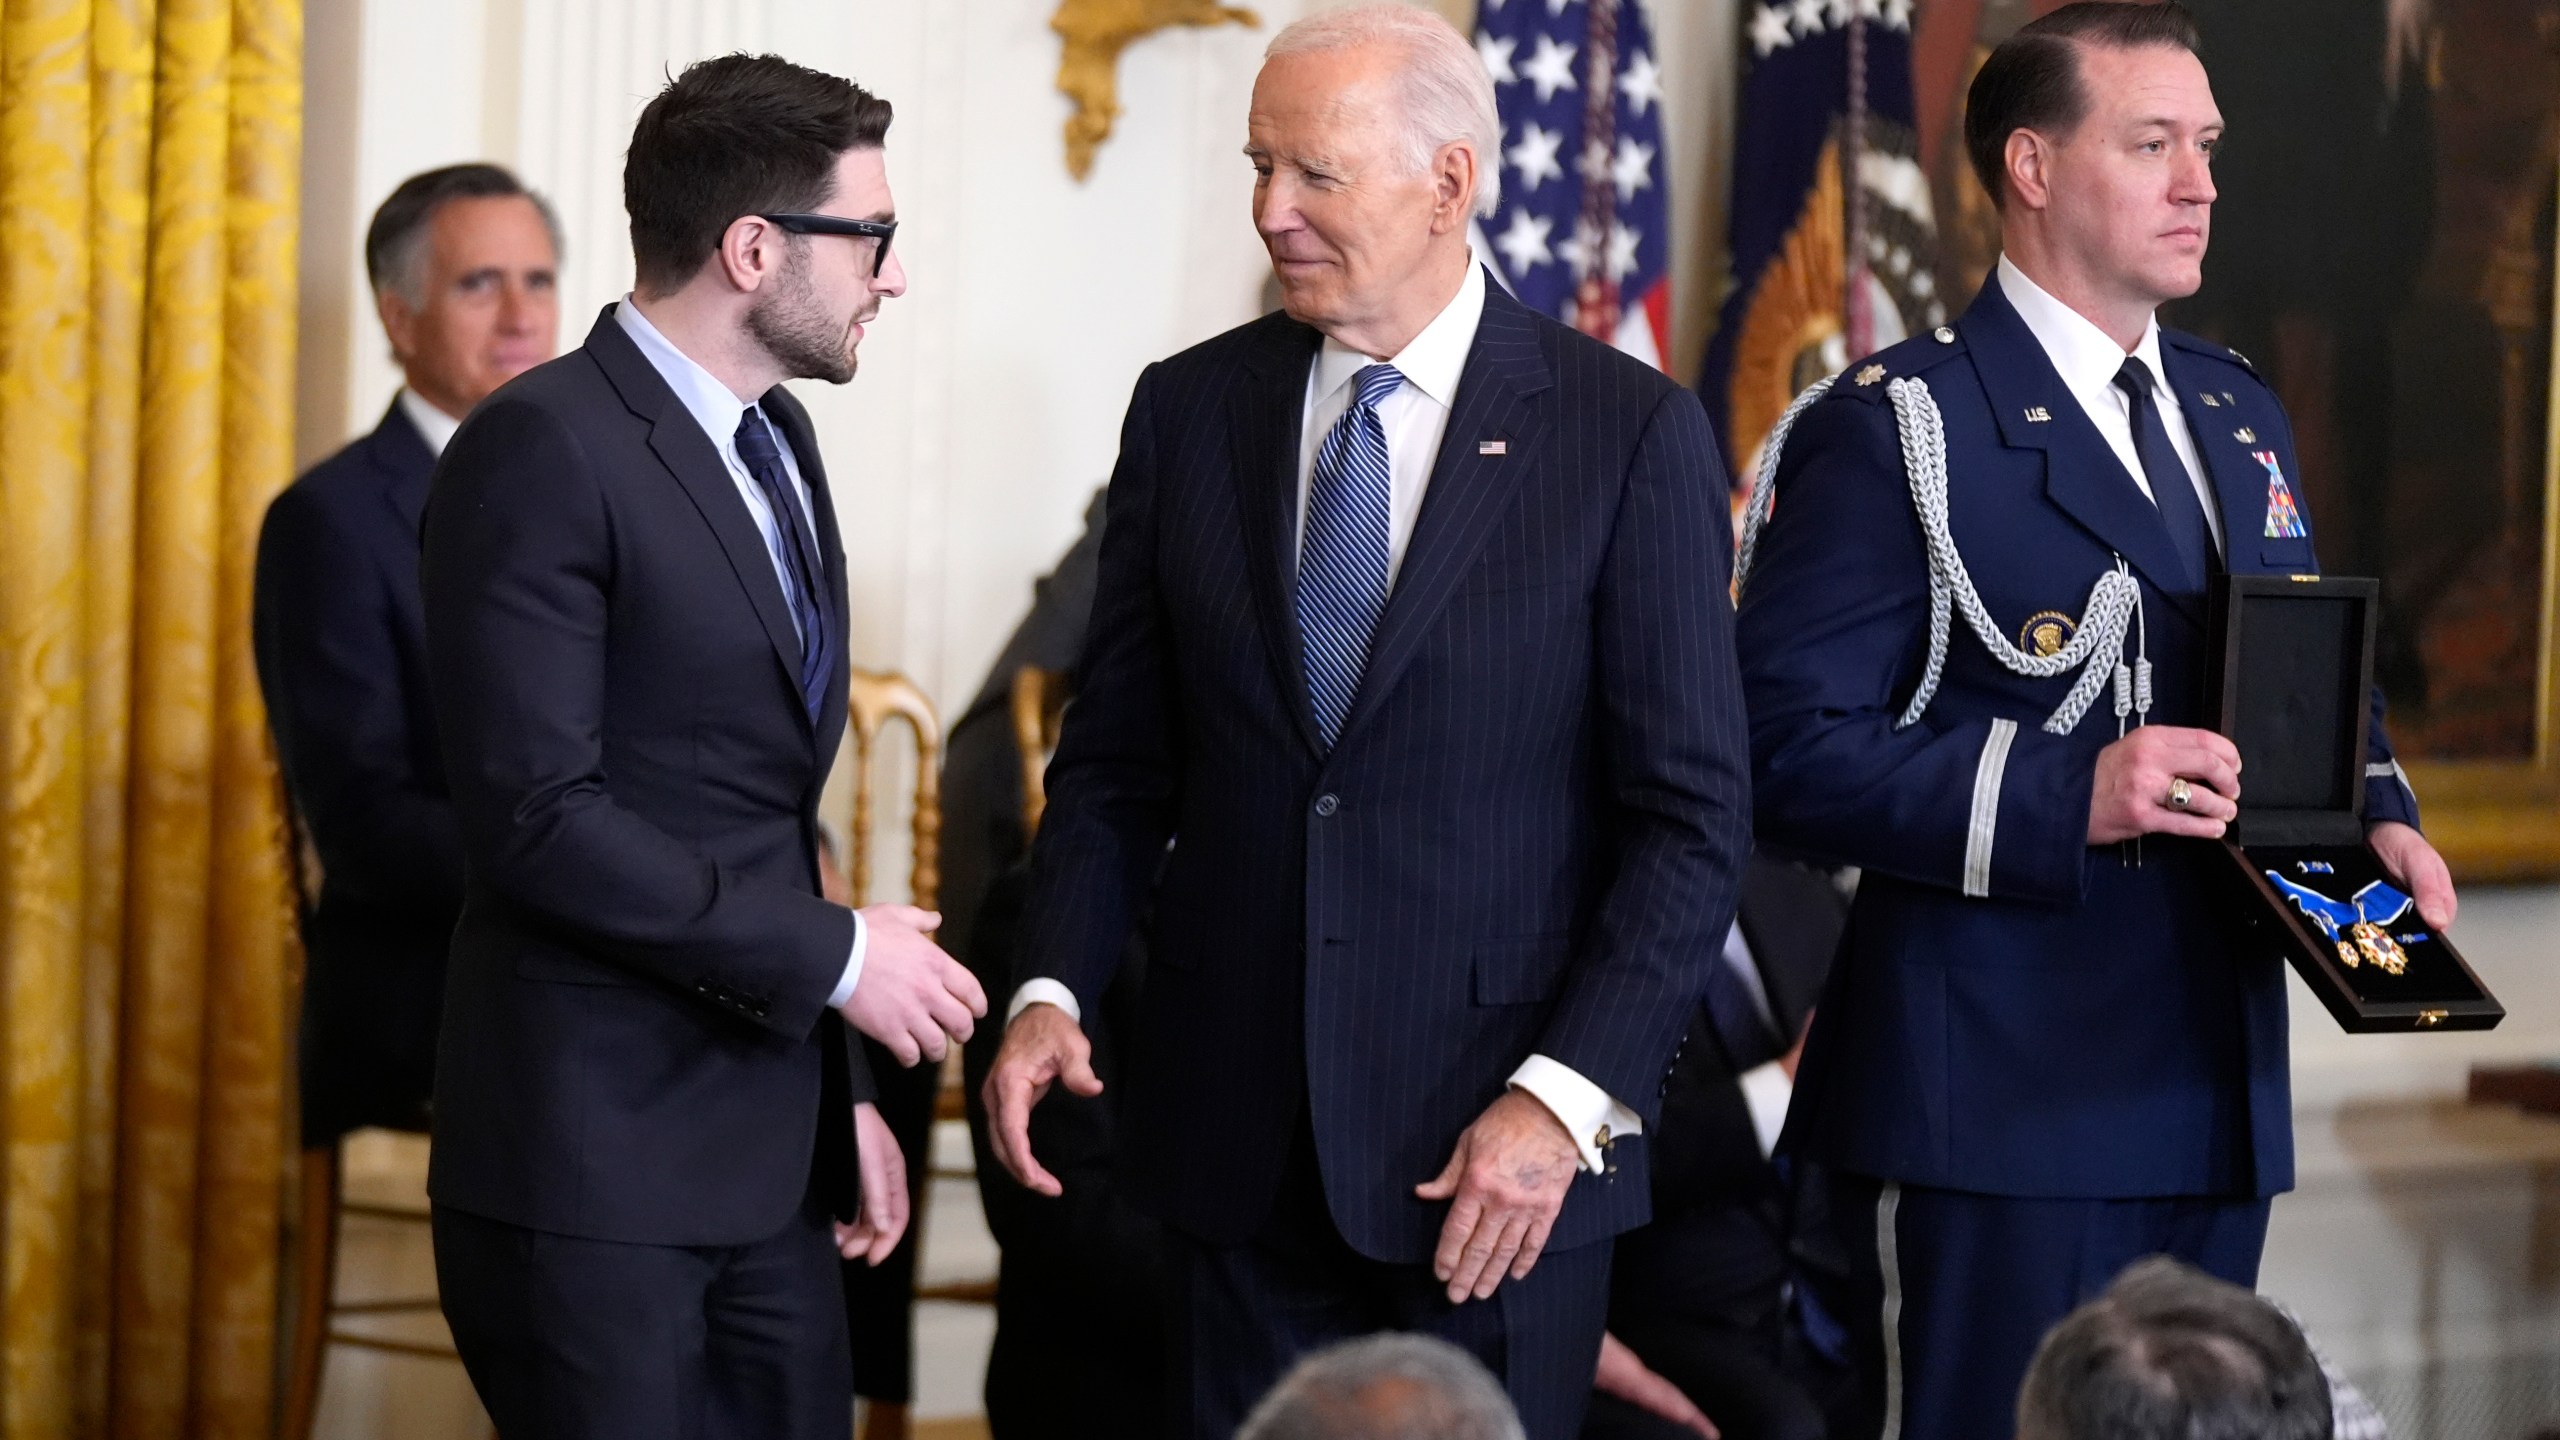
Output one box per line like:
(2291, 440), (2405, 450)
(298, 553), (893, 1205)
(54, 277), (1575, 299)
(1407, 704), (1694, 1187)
(1734, 7), (2459, 1438)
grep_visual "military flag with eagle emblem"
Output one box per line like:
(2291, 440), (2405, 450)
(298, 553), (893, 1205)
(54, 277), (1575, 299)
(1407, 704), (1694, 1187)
(1473, 0), (1673, 369)
(1699, 0), (1943, 488)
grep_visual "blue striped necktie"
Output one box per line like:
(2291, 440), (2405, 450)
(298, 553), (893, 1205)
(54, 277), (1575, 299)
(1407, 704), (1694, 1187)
(1297, 363), (1403, 749)
(733, 407), (835, 725)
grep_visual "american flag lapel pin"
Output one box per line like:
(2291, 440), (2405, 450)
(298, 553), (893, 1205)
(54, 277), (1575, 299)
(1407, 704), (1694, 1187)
(1478, 439), (1507, 456)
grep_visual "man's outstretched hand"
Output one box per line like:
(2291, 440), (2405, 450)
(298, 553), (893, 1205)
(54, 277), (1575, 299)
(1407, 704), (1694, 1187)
(840, 905), (986, 1067)
(1416, 1088), (1582, 1305)
(983, 1001), (1104, 1197)
(833, 1101), (909, 1265)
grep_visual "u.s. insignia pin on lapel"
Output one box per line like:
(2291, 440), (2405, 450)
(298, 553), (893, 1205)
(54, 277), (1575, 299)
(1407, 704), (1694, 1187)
(1478, 439), (1507, 456)
(2024, 406), (2052, 423)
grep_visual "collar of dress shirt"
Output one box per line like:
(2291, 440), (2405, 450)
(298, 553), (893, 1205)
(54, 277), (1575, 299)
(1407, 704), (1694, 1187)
(1995, 254), (2171, 415)
(1308, 259), (1486, 411)
(394, 387), (462, 457)
(615, 295), (757, 453)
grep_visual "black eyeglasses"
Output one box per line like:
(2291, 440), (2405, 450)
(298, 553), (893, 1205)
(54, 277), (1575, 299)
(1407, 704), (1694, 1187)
(760, 213), (898, 276)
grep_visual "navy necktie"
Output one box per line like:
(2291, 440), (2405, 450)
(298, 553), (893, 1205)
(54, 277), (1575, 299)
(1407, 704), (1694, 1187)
(2112, 356), (2217, 589)
(734, 407), (835, 724)
(1297, 363), (1403, 749)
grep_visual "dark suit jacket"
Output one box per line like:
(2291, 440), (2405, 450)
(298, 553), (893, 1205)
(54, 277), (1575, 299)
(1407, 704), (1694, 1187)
(1646, 858), (1845, 1225)
(1018, 274), (1754, 1264)
(254, 401), (463, 1145)
(1739, 275), (2419, 1201)
(421, 307), (874, 1247)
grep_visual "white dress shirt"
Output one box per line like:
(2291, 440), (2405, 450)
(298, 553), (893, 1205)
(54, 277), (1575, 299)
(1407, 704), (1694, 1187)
(1013, 260), (1639, 1175)
(1718, 923), (1794, 1159)
(1995, 256), (2224, 553)
(614, 298), (868, 1010)
(395, 387), (461, 457)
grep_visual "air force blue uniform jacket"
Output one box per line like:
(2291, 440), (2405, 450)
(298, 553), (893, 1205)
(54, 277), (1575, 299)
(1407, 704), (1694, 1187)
(1738, 275), (2419, 1202)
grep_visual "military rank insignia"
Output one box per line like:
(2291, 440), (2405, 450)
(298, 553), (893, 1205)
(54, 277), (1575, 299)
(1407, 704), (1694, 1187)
(2255, 450), (2307, 539)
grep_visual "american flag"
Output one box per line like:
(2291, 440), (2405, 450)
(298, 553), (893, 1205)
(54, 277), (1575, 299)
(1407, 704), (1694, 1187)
(1473, 0), (1672, 370)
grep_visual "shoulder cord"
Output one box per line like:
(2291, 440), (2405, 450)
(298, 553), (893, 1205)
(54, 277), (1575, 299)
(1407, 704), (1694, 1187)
(1735, 375), (2150, 737)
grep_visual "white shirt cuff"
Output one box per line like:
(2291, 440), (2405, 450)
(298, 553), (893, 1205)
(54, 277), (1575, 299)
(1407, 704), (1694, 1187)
(1508, 1054), (1642, 1175)
(1736, 1061), (1793, 1160)
(1006, 978), (1082, 1026)
(825, 908), (868, 1011)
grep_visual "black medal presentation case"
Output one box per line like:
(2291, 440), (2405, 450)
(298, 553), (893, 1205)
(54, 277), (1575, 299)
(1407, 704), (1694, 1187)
(2205, 574), (2504, 1033)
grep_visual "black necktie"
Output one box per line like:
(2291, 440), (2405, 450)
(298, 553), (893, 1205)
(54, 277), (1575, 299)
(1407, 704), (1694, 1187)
(2112, 356), (2217, 590)
(734, 407), (835, 724)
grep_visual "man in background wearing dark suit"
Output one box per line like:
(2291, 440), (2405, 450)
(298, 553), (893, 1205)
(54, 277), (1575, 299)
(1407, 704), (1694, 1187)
(254, 163), (560, 1154)
(420, 56), (986, 1437)
(983, 8), (1752, 1437)
(1585, 858), (1846, 1440)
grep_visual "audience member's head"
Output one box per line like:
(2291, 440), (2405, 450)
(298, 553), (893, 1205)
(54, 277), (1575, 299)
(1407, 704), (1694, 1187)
(365, 163), (562, 418)
(1249, 4), (1495, 354)
(623, 53), (903, 384)
(2016, 1257), (2333, 1440)
(1237, 1333), (1525, 1440)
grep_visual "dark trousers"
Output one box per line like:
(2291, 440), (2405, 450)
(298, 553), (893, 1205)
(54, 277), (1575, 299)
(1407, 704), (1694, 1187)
(435, 1195), (853, 1440)
(1584, 1202), (1825, 1440)
(1168, 1121), (1612, 1440)
(842, 1036), (939, 1403)
(1808, 1172), (2271, 1440)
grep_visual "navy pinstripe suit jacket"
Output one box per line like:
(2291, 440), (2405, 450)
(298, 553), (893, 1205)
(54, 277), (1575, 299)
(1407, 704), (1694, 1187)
(1018, 275), (1754, 1265)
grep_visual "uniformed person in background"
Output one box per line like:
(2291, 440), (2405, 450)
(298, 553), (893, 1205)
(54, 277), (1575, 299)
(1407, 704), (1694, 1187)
(1734, 7), (2457, 1438)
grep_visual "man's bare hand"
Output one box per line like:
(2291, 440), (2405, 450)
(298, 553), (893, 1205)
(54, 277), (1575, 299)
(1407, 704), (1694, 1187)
(2369, 819), (2457, 931)
(839, 906), (986, 1067)
(1415, 1088), (1582, 1304)
(1595, 1331), (1719, 1438)
(2088, 725), (2242, 844)
(833, 1101), (909, 1265)
(983, 1002), (1103, 1197)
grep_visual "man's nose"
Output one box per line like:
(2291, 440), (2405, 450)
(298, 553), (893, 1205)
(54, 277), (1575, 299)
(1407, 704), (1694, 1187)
(2173, 149), (2216, 206)
(1255, 179), (1301, 236)
(876, 244), (908, 299)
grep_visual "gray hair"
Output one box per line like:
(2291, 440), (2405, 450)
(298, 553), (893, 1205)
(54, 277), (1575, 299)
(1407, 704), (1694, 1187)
(1237, 1333), (1526, 1440)
(364, 162), (564, 308)
(1265, 4), (1503, 218)
(2016, 1258), (2334, 1440)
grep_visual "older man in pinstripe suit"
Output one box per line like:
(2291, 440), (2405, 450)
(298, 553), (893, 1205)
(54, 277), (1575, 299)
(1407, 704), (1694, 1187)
(983, 8), (1752, 1437)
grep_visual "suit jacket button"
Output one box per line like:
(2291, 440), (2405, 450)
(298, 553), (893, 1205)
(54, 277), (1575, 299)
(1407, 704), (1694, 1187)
(1314, 794), (1340, 817)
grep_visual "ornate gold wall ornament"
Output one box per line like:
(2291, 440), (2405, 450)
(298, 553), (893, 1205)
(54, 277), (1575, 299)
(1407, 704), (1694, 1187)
(1052, 0), (1261, 181)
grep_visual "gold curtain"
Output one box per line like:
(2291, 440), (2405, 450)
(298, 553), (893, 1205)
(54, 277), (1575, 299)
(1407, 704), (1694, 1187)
(0, 0), (301, 1434)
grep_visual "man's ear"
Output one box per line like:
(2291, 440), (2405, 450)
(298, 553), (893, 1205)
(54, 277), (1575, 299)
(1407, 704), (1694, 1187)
(1430, 141), (1477, 235)
(376, 287), (418, 364)
(2005, 129), (2054, 212)
(716, 215), (785, 294)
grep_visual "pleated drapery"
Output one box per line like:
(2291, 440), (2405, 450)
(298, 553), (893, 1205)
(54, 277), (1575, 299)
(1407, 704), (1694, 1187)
(0, 0), (301, 1433)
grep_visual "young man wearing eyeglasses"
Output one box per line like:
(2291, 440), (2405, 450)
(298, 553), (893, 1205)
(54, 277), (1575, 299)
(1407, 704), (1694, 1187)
(420, 54), (984, 1438)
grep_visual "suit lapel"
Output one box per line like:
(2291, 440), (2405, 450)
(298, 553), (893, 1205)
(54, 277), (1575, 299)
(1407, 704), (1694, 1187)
(372, 399), (438, 538)
(764, 390), (849, 750)
(2157, 342), (2264, 574)
(584, 308), (811, 727)
(1230, 315), (1328, 758)
(1333, 287), (1553, 746)
(1960, 282), (2205, 627)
